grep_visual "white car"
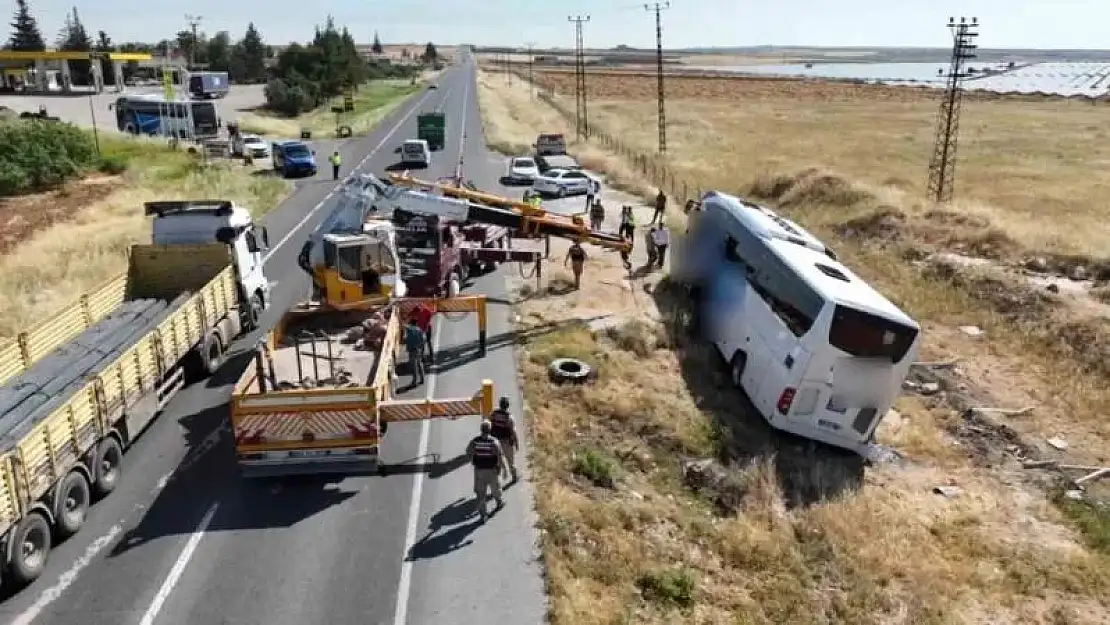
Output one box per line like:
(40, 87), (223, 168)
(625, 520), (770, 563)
(240, 135), (270, 159)
(531, 168), (599, 198)
(505, 156), (540, 183)
(399, 139), (431, 168)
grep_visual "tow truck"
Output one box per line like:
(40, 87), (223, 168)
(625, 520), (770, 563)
(234, 172), (636, 477)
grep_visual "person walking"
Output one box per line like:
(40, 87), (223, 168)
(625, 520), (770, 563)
(619, 232), (633, 271)
(403, 317), (426, 386)
(644, 225), (658, 268)
(584, 176), (601, 211)
(488, 396), (519, 483)
(467, 420), (509, 521)
(409, 302), (435, 362)
(564, 240), (587, 290)
(651, 190), (667, 225)
(329, 150), (342, 180)
(589, 198), (605, 231)
(651, 223), (671, 269)
(618, 206), (636, 241)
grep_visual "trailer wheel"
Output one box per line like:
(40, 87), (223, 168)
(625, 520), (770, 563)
(244, 293), (264, 331)
(92, 437), (123, 498)
(6, 512), (51, 586)
(203, 333), (224, 377)
(54, 471), (91, 539)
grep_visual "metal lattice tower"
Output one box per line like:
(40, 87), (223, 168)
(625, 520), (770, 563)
(646, 2), (670, 154)
(568, 15), (590, 139)
(926, 17), (979, 204)
(525, 41), (536, 98)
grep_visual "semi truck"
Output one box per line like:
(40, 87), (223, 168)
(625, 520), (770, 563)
(0, 200), (271, 589)
(417, 112), (446, 150)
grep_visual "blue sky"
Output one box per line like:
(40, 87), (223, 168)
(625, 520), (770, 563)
(17, 0), (1104, 50)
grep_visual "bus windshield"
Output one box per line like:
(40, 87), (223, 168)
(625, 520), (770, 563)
(828, 305), (918, 364)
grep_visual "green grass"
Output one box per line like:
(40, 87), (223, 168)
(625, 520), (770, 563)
(1055, 492), (1110, 554)
(238, 80), (423, 138)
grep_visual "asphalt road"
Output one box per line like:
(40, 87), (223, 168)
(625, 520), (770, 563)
(0, 59), (545, 625)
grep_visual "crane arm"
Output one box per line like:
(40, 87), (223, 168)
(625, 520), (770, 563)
(387, 173), (631, 252)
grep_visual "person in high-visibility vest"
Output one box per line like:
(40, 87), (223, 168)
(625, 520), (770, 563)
(529, 194), (542, 210)
(329, 150), (342, 180)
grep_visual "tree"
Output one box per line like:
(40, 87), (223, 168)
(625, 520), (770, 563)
(205, 31), (231, 72)
(371, 32), (382, 54)
(95, 30), (115, 86)
(175, 29), (206, 67)
(8, 0), (45, 51)
(57, 7), (92, 85)
(421, 42), (437, 64)
(233, 22), (267, 83)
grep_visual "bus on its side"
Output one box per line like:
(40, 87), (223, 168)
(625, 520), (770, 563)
(675, 191), (921, 455)
(109, 95), (220, 138)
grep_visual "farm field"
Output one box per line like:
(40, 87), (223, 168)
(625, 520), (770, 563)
(477, 68), (1110, 624)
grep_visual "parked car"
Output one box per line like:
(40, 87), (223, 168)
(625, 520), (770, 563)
(503, 156), (540, 184)
(233, 133), (270, 159)
(535, 153), (580, 173)
(532, 168), (599, 198)
(534, 132), (567, 156)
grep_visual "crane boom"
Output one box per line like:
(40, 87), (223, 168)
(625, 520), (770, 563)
(386, 173), (631, 251)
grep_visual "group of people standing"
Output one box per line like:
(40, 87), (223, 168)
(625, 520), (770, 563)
(567, 188), (671, 288)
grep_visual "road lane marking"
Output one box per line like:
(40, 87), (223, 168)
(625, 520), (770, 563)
(263, 89), (435, 263)
(392, 70), (471, 625)
(10, 524), (124, 625)
(137, 501), (219, 625)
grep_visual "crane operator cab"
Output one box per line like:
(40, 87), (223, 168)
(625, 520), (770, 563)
(312, 221), (407, 310)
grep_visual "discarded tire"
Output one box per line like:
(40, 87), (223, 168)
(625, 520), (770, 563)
(549, 358), (592, 384)
(336, 125), (353, 138)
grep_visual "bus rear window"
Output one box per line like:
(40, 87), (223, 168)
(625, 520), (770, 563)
(828, 305), (918, 363)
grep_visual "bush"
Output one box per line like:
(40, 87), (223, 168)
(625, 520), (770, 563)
(571, 446), (617, 488)
(0, 120), (100, 195)
(636, 567), (697, 607)
(264, 76), (317, 117)
(97, 154), (128, 175)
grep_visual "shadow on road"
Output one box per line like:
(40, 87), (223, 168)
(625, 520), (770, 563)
(649, 279), (865, 509)
(405, 497), (482, 561)
(385, 452), (468, 478)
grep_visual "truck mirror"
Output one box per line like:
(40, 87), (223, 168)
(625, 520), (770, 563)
(394, 146), (402, 154)
(215, 226), (236, 245)
(312, 150), (316, 156)
(261, 226), (271, 249)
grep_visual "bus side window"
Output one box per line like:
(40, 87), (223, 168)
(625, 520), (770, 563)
(724, 236), (739, 262)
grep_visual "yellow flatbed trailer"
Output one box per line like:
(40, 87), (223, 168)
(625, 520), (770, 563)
(0, 243), (260, 589)
(231, 296), (493, 477)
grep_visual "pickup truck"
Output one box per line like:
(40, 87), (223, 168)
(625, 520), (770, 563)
(230, 297), (494, 477)
(0, 200), (272, 588)
(271, 140), (318, 178)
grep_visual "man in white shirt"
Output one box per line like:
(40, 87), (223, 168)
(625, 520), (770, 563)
(650, 224), (670, 269)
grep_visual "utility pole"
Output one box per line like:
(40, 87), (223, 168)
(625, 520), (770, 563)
(926, 17), (979, 204)
(568, 15), (590, 140)
(646, 2), (670, 154)
(184, 13), (202, 70)
(525, 41), (536, 98)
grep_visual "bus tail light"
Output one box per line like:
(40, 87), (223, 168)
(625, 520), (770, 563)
(776, 387), (796, 415)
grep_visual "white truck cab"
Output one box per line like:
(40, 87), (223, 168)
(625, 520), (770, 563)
(399, 139), (432, 168)
(146, 200), (272, 327)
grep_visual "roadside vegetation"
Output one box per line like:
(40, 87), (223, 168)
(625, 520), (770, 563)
(0, 119), (289, 339)
(476, 68), (1110, 623)
(239, 79), (421, 137)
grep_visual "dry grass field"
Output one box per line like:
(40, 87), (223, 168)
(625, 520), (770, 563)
(476, 68), (1110, 624)
(0, 136), (289, 339)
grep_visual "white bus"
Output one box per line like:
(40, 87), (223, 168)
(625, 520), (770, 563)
(109, 94), (221, 138)
(673, 191), (921, 454)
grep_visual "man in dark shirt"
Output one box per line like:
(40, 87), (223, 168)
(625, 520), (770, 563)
(403, 318), (426, 386)
(564, 240), (587, 290)
(650, 190), (667, 225)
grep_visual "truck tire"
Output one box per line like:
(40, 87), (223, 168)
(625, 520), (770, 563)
(447, 272), (461, 298)
(54, 471), (91, 539)
(243, 293), (263, 331)
(6, 512), (50, 586)
(92, 437), (123, 498)
(730, 352), (747, 388)
(202, 332), (224, 377)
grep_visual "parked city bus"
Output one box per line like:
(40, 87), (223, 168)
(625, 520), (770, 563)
(109, 94), (220, 138)
(673, 191), (921, 454)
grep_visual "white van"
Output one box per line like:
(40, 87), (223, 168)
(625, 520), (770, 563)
(674, 191), (921, 455)
(399, 139), (431, 168)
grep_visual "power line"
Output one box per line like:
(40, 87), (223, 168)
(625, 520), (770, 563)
(525, 41), (536, 99)
(568, 15), (590, 140)
(645, 2), (670, 154)
(926, 16), (979, 204)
